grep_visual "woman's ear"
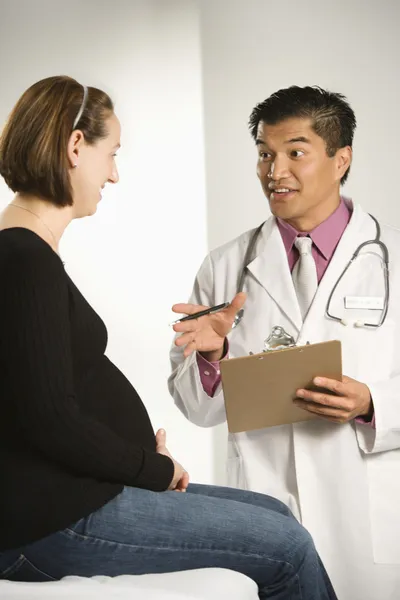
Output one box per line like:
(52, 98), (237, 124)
(67, 130), (85, 169)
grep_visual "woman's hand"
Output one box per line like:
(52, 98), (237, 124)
(156, 429), (189, 492)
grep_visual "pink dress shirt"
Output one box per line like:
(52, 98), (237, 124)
(276, 198), (351, 282)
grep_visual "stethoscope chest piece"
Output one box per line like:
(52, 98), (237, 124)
(263, 326), (296, 351)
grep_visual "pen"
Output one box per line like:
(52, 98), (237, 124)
(170, 302), (230, 325)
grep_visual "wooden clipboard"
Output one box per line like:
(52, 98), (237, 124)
(220, 340), (342, 433)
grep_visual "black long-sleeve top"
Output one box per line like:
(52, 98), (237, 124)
(0, 228), (174, 551)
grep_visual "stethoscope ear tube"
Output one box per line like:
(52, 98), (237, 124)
(234, 221), (265, 328)
(237, 222), (265, 294)
(235, 213), (389, 330)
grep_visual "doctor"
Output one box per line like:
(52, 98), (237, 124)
(168, 86), (400, 600)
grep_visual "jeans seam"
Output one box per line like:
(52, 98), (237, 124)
(65, 527), (92, 542)
(62, 527), (296, 570)
(23, 557), (57, 581)
(0, 554), (24, 578)
(261, 572), (303, 599)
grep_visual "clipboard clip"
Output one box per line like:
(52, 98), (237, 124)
(249, 326), (308, 355)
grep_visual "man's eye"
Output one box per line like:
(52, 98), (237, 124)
(259, 152), (271, 160)
(290, 150), (304, 158)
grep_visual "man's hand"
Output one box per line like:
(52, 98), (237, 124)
(172, 293), (246, 360)
(156, 429), (189, 492)
(294, 375), (373, 424)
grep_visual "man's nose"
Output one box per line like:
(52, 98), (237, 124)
(269, 155), (290, 180)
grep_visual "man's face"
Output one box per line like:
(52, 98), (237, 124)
(255, 117), (350, 229)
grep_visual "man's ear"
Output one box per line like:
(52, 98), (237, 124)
(335, 146), (352, 182)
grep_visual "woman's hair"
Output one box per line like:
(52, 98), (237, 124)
(0, 76), (114, 206)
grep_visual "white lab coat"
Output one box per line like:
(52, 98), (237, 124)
(169, 201), (400, 600)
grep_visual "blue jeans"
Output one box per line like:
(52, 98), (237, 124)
(0, 483), (337, 599)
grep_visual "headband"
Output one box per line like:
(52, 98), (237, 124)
(72, 85), (88, 130)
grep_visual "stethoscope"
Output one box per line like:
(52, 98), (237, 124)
(232, 213), (389, 329)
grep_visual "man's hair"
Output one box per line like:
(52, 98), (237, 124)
(248, 85), (356, 184)
(0, 75), (114, 206)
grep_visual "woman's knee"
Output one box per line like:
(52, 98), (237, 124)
(261, 493), (294, 517)
(283, 520), (317, 566)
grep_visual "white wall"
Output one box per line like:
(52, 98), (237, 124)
(3, 0), (399, 488)
(198, 0), (400, 483)
(0, 0), (214, 483)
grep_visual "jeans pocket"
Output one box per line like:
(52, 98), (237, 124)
(64, 515), (88, 538)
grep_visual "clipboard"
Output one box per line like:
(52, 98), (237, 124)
(220, 340), (342, 433)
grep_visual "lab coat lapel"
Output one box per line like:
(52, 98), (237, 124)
(247, 218), (303, 331)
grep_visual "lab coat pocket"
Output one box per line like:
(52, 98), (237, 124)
(369, 462), (400, 564)
(226, 457), (247, 490)
(342, 318), (395, 382)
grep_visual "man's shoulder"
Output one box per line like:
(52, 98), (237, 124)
(352, 204), (400, 253)
(209, 218), (272, 265)
(381, 221), (400, 239)
(380, 220), (400, 254)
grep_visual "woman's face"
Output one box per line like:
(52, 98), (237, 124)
(70, 112), (121, 217)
